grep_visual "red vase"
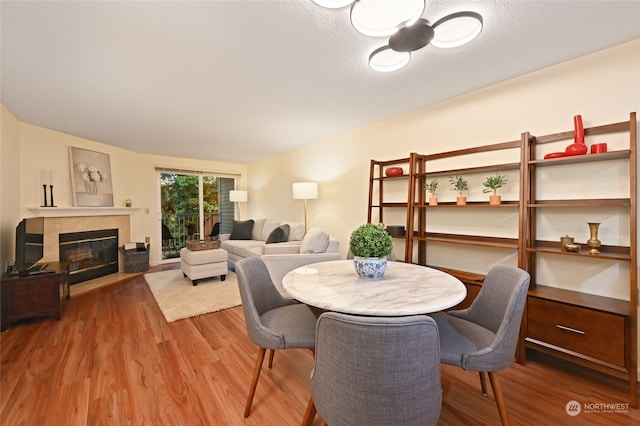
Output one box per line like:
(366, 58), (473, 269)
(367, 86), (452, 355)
(573, 115), (585, 145)
(565, 114), (587, 156)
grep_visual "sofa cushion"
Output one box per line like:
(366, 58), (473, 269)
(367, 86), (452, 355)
(266, 224), (290, 244)
(245, 246), (264, 258)
(300, 227), (330, 254)
(261, 219), (282, 241)
(263, 242), (301, 255)
(283, 221), (305, 241)
(230, 219), (254, 240)
(221, 239), (265, 257)
(252, 218), (267, 241)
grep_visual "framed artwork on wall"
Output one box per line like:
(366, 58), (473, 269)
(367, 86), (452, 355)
(69, 146), (114, 207)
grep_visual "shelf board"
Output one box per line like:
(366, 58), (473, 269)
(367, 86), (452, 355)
(422, 140), (521, 160)
(527, 241), (630, 261)
(372, 174), (409, 181)
(533, 120), (630, 144)
(372, 157), (410, 167)
(527, 198), (630, 208)
(422, 200), (519, 207)
(418, 162), (521, 178)
(419, 233), (518, 250)
(528, 285), (629, 316)
(528, 149), (629, 166)
(375, 202), (409, 208)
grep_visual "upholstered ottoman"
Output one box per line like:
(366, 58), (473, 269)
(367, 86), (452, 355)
(180, 247), (228, 286)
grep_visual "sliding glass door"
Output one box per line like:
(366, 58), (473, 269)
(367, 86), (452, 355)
(159, 172), (235, 260)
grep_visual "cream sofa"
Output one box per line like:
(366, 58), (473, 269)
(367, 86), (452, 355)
(220, 218), (340, 295)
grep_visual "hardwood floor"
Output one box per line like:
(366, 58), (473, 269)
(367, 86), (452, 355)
(1, 266), (638, 425)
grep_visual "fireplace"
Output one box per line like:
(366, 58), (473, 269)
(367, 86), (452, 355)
(59, 229), (119, 284)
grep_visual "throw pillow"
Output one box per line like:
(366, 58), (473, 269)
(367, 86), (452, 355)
(266, 224), (290, 244)
(300, 227), (330, 254)
(261, 219), (282, 241)
(285, 222), (305, 241)
(252, 218), (267, 241)
(230, 219), (255, 240)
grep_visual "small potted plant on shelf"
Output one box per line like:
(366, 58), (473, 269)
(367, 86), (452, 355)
(482, 173), (508, 205)
(425, 180), (439, 206)
(449, 175), (469, 205)
(349, 223), (394, 279)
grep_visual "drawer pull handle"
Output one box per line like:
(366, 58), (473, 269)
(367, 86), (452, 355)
(556, 324), (585, 335)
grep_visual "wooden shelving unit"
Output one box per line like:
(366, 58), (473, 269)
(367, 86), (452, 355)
(522, 112), (637, 406)
(367, 112), (637, 406)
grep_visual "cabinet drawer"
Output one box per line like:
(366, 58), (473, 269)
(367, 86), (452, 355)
(527, 298), (626, 367)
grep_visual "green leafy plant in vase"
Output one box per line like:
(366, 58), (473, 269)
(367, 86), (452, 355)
(349, 223), (394, 279)
(425, 179), (439, 206)
(449, 175), (469, 205)
(482, 173), (508, 205)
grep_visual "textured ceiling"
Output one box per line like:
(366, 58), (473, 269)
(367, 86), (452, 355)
(2, 1), (639, 163)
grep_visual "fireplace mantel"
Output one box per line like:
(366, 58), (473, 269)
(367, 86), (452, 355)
(28, 207), (141, 218)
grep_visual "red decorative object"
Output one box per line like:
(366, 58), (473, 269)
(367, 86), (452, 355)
(385, 167), (403, 177)
(564, 114), (587, 156)
(573, 115), (585, 144)
(544, 152), (568, 159)
(565, 143), (588, 156)
(591, 143), (608, 154)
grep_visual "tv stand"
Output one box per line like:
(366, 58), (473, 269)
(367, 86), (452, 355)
(1, 261), (70, 331)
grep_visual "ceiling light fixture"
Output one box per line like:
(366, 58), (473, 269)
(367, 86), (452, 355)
(368, 46), (411, 73)
(389, 12), (483, 52)
(350, 0), (425, 37)
(311, 0), (355, 9)
(431, 12), (484, 48)
(311, 1), (483, 72)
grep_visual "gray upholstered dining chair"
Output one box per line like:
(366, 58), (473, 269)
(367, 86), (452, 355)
(431, 264), (530, 426)
(235, 257), (317, 417)
(302, 312), (442, 426)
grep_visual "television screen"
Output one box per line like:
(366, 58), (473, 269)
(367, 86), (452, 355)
(15, 217), (44, 274)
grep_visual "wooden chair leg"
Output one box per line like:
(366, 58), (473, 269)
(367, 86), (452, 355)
(479, 371), (488, 396)
(244, 347), (267, 418)
(268, 349), (275, 368)
(301, 396), (317, 426)
(488, 371), (510, 426)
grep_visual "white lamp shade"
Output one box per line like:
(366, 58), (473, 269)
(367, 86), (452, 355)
(292, 182), (318, 200)
(229, 190), (248, 202)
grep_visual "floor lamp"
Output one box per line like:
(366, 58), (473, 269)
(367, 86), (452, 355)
(229, 190), (247, 220)
(292, 182), (318, 233)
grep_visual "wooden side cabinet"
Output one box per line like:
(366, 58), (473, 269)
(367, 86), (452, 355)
(1, 261), (70, 331)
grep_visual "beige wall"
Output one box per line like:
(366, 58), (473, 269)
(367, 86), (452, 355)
(248, 39), (640, 296)
(1, 105), (22, 271)
(1, 121), (247, 267)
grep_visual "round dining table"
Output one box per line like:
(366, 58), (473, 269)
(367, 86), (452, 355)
(282, 259), (467, 316)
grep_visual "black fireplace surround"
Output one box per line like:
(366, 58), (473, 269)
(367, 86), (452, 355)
(59, 229), (118, 284)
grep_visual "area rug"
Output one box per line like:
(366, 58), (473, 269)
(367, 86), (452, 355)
(144, 269), (241, 322)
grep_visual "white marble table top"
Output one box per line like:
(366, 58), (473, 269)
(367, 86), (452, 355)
(282, 260), (467, 316)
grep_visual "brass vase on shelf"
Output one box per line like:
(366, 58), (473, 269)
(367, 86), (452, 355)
(587, 222), (601, 255)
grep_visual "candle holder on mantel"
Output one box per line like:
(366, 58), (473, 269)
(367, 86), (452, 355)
(41, 184), (48, 207)
(49, 185), (57, 207)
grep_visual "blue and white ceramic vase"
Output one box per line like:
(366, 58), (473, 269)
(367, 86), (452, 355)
(353, 257), (388, 279)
